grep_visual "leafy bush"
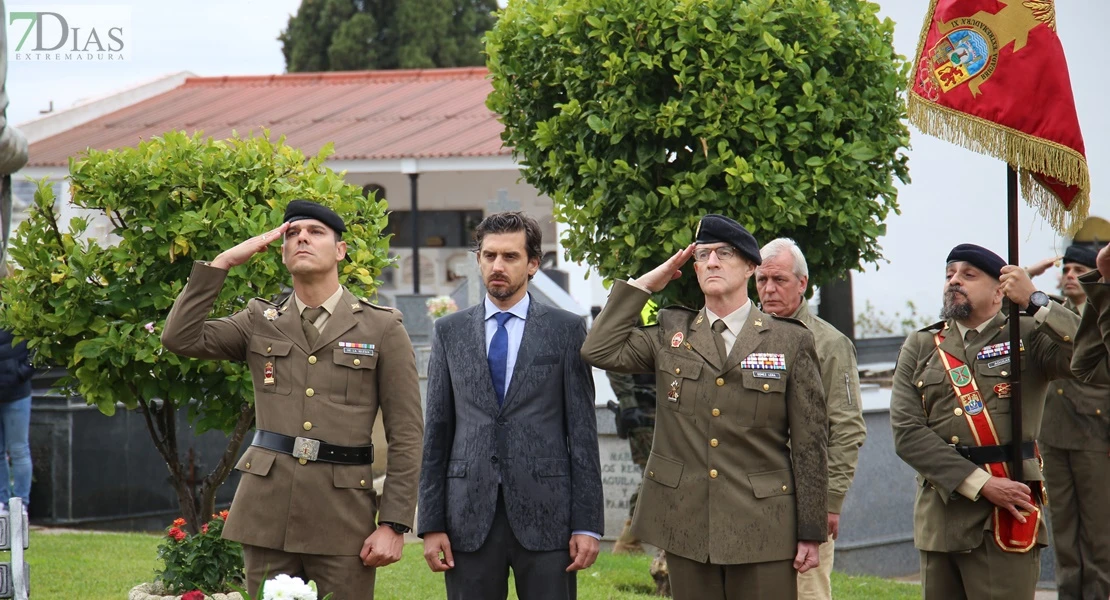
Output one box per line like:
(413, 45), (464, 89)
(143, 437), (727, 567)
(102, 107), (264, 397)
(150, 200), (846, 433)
(156, 511), (243, 594)
(486, 0), (910, 306)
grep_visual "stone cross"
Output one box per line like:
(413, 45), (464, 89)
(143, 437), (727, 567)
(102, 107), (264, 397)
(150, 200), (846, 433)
(486, 189), (521, 214)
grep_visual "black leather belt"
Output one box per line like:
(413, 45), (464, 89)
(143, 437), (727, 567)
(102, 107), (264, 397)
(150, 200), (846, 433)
(951, 441), (1036, 465)
(251, 430), (373, 465)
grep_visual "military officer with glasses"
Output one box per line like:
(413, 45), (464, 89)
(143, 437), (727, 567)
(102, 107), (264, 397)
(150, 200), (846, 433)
(162, 200), (424, 600)
(582, 214), (828, 600)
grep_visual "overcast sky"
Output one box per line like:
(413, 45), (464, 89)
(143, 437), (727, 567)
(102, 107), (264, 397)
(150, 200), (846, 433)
(8, 1), (1109, 322)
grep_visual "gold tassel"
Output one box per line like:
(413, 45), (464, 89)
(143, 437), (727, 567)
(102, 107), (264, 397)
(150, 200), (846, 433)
(907, 94), (1090, 236)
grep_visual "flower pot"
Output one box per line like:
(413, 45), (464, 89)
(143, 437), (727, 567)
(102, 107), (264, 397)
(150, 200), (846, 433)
(128, 581), (244, 600)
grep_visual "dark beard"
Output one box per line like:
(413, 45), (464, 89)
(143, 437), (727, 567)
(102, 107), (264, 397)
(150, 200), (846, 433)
(940, 290), (972, 321)
(486, 278), (523, 300)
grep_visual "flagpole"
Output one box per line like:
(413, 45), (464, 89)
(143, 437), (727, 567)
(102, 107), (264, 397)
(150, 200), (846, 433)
(1007, 164), (1024, 481)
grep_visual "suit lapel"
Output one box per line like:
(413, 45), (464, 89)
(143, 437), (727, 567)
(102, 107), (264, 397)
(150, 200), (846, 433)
(501, 298), (545, 412)
(723, 307), (767, 374)
(469, 305), (501, 415)
(312, 289), (360, 352)
(275, 296), (310, 353)
(686, 308), (722, 370)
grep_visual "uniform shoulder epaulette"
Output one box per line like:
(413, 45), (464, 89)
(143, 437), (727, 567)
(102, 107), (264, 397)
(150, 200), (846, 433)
(359, 297), (396, 312)
(919, 320), (946, 332)
(658, 304), (698, 315)
(769, 314), (808, 328)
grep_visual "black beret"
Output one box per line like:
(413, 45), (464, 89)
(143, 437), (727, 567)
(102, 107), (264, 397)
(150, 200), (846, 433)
(283, 200), (346, 234)
(946, 243), (1005, 280)
(1063, 244), (1098, 269)
(695, 214), (761, 266)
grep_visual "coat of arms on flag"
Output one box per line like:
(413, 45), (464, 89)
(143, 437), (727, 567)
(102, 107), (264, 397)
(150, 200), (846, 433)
(908, 0), (1089, 234)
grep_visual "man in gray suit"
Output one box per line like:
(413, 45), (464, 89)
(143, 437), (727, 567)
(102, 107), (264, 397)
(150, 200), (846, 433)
(418, 212), (604, 600)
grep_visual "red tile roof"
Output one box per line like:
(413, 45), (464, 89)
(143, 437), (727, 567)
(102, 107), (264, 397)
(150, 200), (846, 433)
(26, 67), (511, 167)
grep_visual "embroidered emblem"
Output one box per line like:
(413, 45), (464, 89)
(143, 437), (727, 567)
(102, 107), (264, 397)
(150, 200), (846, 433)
(987, 357), (1011, 369)
(961, 391), (985, 415)
(263, 362), (275, 385)
(949, 365), (973, 387)
(752, 371), (782, 380)
(263, 308), (278, 321)
(671, 332), (684, 348)
(739, 353), (787, 370)
(339, 341), (375, 356)
(994, 383), (1012, 398)
(977, 340), (1024, 360)
(667, 379), (680, 402)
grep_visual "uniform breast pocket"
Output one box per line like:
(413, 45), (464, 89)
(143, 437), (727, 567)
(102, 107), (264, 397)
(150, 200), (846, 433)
(741, 370), (786, 427)
(658, 354), (702, 416)
(249, 337), (294, 396)
(333, 349), (379, 405)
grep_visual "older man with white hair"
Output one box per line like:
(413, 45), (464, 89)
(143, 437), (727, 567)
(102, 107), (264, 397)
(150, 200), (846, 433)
(755, 238), (867, 600)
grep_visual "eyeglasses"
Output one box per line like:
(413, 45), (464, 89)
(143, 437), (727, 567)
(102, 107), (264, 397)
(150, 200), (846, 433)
(693, 246), (739, 263)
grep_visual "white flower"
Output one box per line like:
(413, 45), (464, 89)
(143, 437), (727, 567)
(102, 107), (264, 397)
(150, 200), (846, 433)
(144, 321), (156, 334)
(426, 295), (458, 318)
(262, 574), (317, 600)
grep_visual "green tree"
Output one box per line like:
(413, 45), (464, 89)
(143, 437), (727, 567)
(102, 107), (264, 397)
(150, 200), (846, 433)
(0, 132), (390, 532)
(486, 0), (910, 308)
(281, 0), (498, 72)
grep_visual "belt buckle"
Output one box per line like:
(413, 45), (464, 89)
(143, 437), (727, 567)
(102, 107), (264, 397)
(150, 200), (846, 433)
(292, 437), (321, 462)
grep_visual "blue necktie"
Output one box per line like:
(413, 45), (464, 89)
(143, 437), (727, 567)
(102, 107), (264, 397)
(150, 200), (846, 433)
(488, 312), (513, 406)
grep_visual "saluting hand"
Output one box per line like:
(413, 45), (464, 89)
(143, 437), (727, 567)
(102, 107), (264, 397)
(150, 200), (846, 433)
(631, 244), (696, 293)
(980, 476), (1036, 524)
(999, 265), (1037, 309)
(1024, 256), (1061, 278)
(1097, 243), (1110, 282)
(211, 223), (289, 270)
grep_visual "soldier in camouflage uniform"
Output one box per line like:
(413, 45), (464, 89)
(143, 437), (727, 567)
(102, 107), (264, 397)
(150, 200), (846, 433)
(607, 370), (657, 554)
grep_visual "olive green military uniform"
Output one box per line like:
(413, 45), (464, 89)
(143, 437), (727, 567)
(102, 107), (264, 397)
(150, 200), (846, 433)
(162, 262), (424, 599)
(583, 281), (828, 600)
(890, 304), (1080, 600)
(1046, 295), (1110, 599)
(792, 300), (866, 600)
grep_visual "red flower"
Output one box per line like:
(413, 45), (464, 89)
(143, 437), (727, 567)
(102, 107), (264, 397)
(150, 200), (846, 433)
(201, 523), (209, 534)
(167, 526), (186, 542)
(172, 518), (186, 527)
(218, 510), (229, 520)
(181, 591), (205, 600)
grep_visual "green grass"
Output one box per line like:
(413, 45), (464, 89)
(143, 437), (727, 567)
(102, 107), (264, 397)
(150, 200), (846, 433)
(18, 530), (921, 599)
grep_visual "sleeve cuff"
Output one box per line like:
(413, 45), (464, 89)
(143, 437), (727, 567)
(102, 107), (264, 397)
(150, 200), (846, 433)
(827, 492), (846, 514)
(625, 279), (652, 294)
(1033, 302), (1051, 325)
(572, 530), (602, 540)
(956, 468), (991, 501)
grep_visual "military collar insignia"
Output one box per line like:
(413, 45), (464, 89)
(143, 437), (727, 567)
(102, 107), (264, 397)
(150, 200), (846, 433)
(695, 313), (704, 325)
(263, 308), (279, 321)
(753, 318), (763, 327)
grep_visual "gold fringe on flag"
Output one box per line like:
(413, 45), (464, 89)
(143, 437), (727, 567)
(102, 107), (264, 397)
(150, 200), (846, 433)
(908, 88), (1091, 237)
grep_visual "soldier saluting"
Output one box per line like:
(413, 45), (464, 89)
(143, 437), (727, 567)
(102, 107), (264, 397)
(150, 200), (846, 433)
(582, 214), (828, 600)
(162, 200), (424, 600)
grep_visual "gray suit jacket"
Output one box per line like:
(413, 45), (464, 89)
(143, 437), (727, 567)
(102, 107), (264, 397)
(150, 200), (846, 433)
(417, 296), (604, 552)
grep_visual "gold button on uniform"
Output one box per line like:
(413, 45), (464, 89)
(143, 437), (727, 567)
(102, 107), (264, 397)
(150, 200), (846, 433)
(354, 359), (361, 366)
(245, 462), (251, 469)
(675, 367), (681, 374)
(782, 485), (788, 492)
(951, 436), (960, 444)
(716, 378), (725, 387)
(1000, 371), (1009, 377)
(298, 458), (308, 465)
(709, 469), (718, 479)
(649, 471), (655, 478)
(712, 408), (721, 417)
(1057, 388), (1064, 395)
(266, 346), (272, 353)
(710, 439), (719, 447)
(917, 381), (924, 388)
(762, 383), (770, 391)
(360, 480), (367, 487)
(1064, 335), (1071, 342)
(303, 421), (312, 431)
(954, 408), (964, 416)
(308, 355), (317, 365)
(306, 388), (315, 397)
(1098, 409), (1103, 415)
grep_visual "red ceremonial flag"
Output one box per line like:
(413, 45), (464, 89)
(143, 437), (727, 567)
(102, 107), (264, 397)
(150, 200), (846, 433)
(907, 0), (1089, 234)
